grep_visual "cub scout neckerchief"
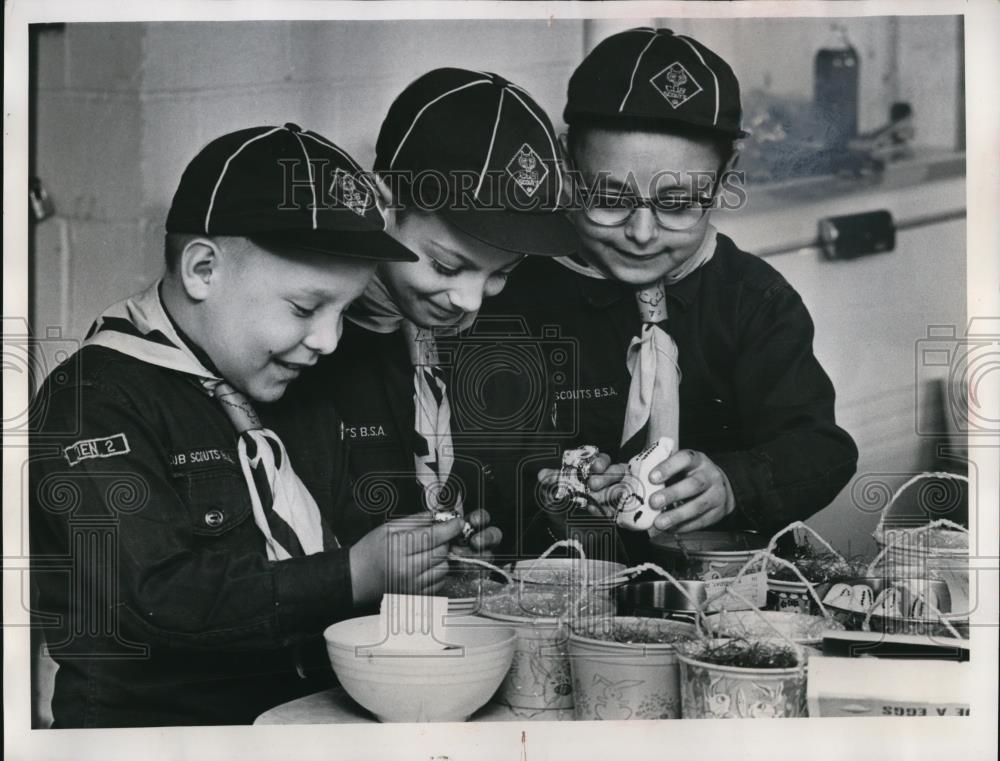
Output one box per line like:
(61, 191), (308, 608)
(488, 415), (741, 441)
(347, 273), (476, 515)
(84, 281), (333, 560)
(554, 225), (717, 448)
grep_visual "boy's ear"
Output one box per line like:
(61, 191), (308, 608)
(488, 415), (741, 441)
(177, 238), (220, 301)
(371, 172), (398, 233)
(723, 147), (741, 176)
(557, 131), (581, 206)
(714, 148), (742, 205)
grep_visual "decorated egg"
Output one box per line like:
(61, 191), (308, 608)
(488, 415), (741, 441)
(554, 445), (601, 508)
(870, 588), (903, 618)
(823, 583), (854, 609)
(432, 509), (474, 540)
(848, 584), (874, 613)
(614, 437), (675, 531)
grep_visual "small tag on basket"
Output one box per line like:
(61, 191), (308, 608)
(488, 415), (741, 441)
(703, 571), (768, 612)
(378, 594), (450, 650)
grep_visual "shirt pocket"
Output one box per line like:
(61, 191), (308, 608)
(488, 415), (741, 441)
(178, 467), (253, 537)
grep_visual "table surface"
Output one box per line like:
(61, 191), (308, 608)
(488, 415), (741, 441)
(255, 687), (575, 725)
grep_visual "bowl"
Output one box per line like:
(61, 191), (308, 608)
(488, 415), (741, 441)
(323, 615), (516, 722)
(617, 579), (709, 615)
(616, 578), (763, 616)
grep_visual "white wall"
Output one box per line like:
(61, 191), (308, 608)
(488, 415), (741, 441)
(716, 170), (966, 554)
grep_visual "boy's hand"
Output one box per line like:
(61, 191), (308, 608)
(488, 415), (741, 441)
(648, 449), (735, 532)
(537, 453), (627, 518)
(585, 455), (628, 516)
(449, 509), (502, 563)
(349, 514), (464, 605)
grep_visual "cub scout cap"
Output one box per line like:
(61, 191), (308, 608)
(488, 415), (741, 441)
(166, 123), (417, 262)
(375, 68), (577, 257)
(565, 27), (749, 139)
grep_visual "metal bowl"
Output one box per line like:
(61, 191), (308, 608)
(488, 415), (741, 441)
(616, 579), (709, 616)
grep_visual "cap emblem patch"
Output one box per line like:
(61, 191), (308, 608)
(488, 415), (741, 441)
(506, 143), (548, 197)
(649, 62), (703, 109)
(329, 170), (372, 217)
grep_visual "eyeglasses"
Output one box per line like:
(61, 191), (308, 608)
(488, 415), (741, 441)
(580, 189), (716, 231)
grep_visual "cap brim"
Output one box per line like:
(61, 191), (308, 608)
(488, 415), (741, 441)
(250, 229), (418, 262)
(440, 208), (579, 257)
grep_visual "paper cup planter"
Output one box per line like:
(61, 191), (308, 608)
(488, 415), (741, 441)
(479, 586), (615, 711)
(568, 617), (697, 720)
(676, 639), (808, 719)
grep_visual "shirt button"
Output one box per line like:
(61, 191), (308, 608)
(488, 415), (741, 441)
(713, 398), (725, 405)
(204, 510), (225, 527)
(483, 464), (495, 482)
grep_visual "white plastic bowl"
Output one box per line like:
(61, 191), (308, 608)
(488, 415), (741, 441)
(324, 615), (516, 722)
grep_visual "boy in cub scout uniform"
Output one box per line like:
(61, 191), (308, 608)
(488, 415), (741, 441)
(299, 70), (577, 555)
(29, 124), (478, 727)
(483, 29), (858, 560)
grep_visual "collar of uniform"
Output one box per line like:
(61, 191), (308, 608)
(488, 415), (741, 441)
(661, 262), (705, 311)
(575, 255), (707, 312)
(159, 284), (225, 376)
(577, 269), (628, 308)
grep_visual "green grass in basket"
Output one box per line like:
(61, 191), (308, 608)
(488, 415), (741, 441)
(577, 619), (696, 645)
(440, 573), (505, 599)
(480, 586), (612, 619)
(768, 546), (869, 585)
(683, 638), (801, 669)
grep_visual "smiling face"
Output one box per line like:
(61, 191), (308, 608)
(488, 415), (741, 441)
(379, 210), (524, 328)
(568, 127), (726, 286)
(180, 237), (376, 402)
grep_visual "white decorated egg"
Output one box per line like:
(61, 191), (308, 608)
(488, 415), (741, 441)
(614, 437), (674, 532)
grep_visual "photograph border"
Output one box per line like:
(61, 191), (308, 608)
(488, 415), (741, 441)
(4, 2), (998, 760)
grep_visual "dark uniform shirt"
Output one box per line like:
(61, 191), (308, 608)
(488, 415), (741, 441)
(30, 345), (360, 727)
(481, 232), (859, 561)
(301, 321), (519, 556)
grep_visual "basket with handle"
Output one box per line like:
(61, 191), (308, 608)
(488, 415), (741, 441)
(675, 582), (812, 719)
(452, 540), (618, 712)
(869, 472), (969, 583)
(758, 522), (855, 616)
(593, 556), (821, 718)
